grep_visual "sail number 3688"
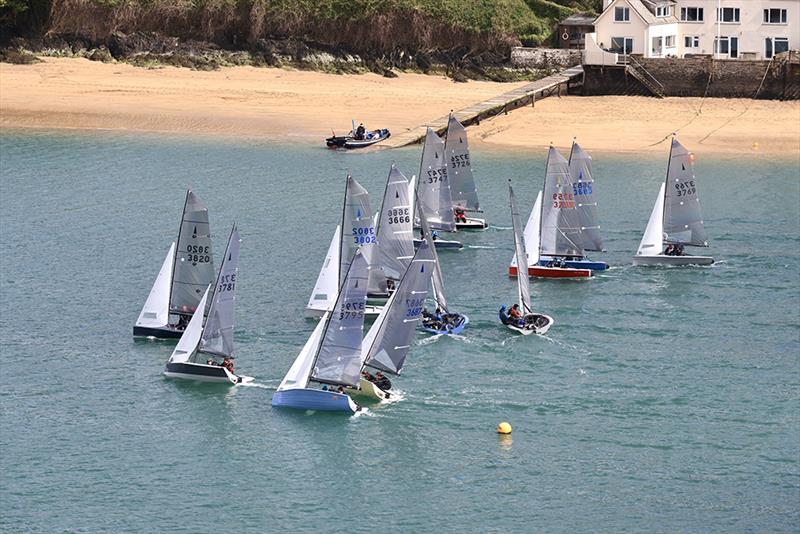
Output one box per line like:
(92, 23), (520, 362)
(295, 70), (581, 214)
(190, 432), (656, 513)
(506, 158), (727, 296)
(405, 297), (425, 318)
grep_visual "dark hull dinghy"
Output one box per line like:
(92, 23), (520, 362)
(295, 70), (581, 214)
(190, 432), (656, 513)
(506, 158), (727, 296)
(326, 129), (390, 149)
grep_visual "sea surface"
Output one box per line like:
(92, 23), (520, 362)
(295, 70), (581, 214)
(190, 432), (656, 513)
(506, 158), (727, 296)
(1, 130), (798, 533)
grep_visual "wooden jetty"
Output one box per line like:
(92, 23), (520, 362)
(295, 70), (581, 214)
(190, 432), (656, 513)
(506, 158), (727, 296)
(381, 65), (584, 149)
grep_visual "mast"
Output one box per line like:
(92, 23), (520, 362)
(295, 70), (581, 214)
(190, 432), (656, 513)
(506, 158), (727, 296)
(338, 175), (350, 288)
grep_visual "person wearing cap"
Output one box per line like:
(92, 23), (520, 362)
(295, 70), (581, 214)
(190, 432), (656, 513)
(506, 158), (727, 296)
(355, 123), (366, 140)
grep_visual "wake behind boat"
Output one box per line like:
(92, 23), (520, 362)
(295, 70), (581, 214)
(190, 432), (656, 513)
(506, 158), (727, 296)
(633, 137), (714, 266)
(164, 225), (253, 384)
(134, 189), (215, 339)
(500, 182), (554, 336)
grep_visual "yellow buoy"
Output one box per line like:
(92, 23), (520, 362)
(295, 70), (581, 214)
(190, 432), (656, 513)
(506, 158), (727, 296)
(752, 142), (760, 150)
(497, 422), (512, 434)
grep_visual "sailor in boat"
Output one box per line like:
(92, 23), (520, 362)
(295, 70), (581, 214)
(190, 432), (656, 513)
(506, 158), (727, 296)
(454, 207), (467, 224)
(355, 123), (366, 140)
(222, 356), (235, 374)
(373, 371), (392, 391)
(509, 304), (523, 324)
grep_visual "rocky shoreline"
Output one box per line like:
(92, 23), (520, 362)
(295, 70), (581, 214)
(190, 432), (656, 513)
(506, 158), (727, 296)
(0, 31), (567, 82)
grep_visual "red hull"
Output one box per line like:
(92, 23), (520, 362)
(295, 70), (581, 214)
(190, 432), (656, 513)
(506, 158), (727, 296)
(508, 265), (592, 278)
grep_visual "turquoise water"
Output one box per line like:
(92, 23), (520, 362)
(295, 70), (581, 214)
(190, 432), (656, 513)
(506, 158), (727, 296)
(1, 130), (798, 532)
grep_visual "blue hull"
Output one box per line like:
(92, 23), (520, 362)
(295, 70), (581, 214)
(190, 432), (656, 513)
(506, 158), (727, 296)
(422, 314), (469, 335)
(538, 257), (608, 271)
(271, 388), (360, 413)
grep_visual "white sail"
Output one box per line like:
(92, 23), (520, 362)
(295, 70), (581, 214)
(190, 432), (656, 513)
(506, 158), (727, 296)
(171, 189), (215, 316)
(371, 165), (414, 292)
(663, 138), (709, 246)
(307, 226), (341, 312)
(363, 239), (435, 375)
(540, 147), (583, 257)
(168, 286), (210, 364)
(418, 196), (448, 311)
(136, 242), (175, 328)
(340, 175), (374, 288)
(277, 312), (329, 392)
(445, 116), (480, 211)
(510, 191), (542, 270)
(509, 184), (532, 313)
(637, 183), (666, 256)
(200, 225), (240, 359)
(567, 142), (604, 252)
(417, 128), (456, 231)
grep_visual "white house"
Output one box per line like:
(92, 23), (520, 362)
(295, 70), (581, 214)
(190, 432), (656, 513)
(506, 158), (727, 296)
(590, 0), (799, 60)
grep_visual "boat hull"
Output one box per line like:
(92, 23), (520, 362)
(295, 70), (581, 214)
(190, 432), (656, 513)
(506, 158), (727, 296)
(347, 378), (390, 401)
(164, 362), (251, 384)
(501, 313), (554, 335)
(539, 257), (608, 271)
(455, 217), (487, 230)
(413, 238), (463, 250)
(633, 255), (714, 266)
(271, 388), (360, 413)
(421, 314), (469, 335)
(508, 265), (592, 278)
(133, 324), (184, 339)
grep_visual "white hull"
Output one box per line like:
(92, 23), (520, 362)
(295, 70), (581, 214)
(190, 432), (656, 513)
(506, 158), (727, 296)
(505, 314), (554, 336)
(633, 255), (714, 266)
(456, 217), (487, 230)
(347, 378), (390, 401)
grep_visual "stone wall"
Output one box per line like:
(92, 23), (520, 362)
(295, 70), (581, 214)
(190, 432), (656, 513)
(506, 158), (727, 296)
(511, 47), (582, 70)
(583, 52), (799, 99)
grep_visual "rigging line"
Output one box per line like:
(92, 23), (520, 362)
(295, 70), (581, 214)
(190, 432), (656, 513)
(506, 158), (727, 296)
(698, 57), (774, 145)
(646, 61), (715, 148)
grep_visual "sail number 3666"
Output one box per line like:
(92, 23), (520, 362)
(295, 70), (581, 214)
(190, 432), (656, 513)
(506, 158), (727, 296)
(387, 208), (410, 225)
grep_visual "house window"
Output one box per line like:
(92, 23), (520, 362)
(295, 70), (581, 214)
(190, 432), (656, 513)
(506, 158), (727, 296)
(684, 35), (700, 48)
(611, 37), (634, 54)
(714, 36), (739, 58)
(665, 35), (675, 48)
(656, 5), (671, 17)
(615, 6), (630, 22)
(765, 37), (790, 58)
(680, 7), (704, 22)
(763, 9), (788, 24)
(652, 36), (663, 55)
(717, 7), (740, 23)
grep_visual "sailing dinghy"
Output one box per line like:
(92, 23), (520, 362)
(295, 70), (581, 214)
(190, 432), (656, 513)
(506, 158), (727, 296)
(306, 175), (383, 318)
(272, 250), (371, 413)
(499, 182), (554, 335)
(445, 115), (487, 230)
(633, 138), (713, 266)
(417, 195), (469, 335)
(349, 238), (437, 401)
(134, 189), (215, 339)
(412, 128), (464, 250)
(164, 225), (253, 384)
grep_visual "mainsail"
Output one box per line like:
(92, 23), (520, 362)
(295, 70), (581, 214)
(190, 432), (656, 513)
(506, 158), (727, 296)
(418, 195), (448, 312)
(311, 250), (370, 387)
(540, 147), (583, 257)
(417, 128), (456, 231)
(663, 138), (709, 246)
(567, 142), (604, 252)
(510, 183), (532, 314)
(170, 189), (215, 315)
(340, 175), (374, 287)
(198, 225), (241, 360)
(363, 238), (435, 375)
(445, 116), (480, 211)
(372, 165), (414, 290)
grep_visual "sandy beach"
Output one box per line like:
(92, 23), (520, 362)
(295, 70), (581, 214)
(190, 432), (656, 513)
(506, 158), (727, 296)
(2, 57), (798, 157)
